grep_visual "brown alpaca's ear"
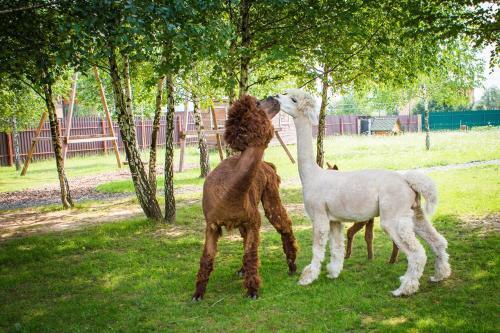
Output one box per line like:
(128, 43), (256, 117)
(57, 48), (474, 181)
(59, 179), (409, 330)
(326, 162), (339, 170)
(223, 95), (275, 152)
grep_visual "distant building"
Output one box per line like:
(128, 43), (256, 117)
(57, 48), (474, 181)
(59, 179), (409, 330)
(370, 117), (403, 136)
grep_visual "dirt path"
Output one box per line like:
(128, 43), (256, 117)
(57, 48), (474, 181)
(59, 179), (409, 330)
(0, 198), (142, 240)
(0, 163), (199, 210)
(0, 159), (498, 241)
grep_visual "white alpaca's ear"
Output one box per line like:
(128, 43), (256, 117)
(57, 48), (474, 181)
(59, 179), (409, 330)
(306, 98), (320, 125)
(308, 108), (319, 125)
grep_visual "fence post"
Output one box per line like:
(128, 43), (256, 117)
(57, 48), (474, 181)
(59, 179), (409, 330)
(141, 116), (146, 149)
(175, 116), (182, 146)
(6, 133), (13, 166)
(340, 117), (344, 135)
(101, 117), (108, 154)
(417, 115), (422, 132)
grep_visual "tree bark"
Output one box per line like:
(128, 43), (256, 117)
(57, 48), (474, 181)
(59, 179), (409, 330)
(123, 55), (134, 116)
(316, 65), (329, 167)
(11, 115), (21, 171)
(41, 69), (73, 209)
(108, 48), (163, 221)
(423, 84), (430, 150)
(149, 76), (165, 192)
(238, 0), (251, 97)
(227, 39), (237, 105)
(164, 75), (176, 223)
(192, 92), (210, 177)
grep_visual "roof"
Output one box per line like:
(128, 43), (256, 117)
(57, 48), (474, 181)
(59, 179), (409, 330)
(371, 117), (401, 131)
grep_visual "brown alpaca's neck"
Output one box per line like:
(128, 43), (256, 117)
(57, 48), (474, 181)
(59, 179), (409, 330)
(229, 146), (266, 194)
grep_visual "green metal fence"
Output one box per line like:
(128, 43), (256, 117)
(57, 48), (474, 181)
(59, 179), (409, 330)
(429, 110), (500, 130)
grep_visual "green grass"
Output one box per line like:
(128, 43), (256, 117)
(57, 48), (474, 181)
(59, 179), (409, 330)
(1, 165), (498, 332)
(96, 128), (500, 193)
(1, 128), (499, 193)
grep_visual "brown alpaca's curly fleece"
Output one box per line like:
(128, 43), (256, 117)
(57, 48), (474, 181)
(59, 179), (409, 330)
(224, 95), (275, 151)
(192, 95), (298, 301)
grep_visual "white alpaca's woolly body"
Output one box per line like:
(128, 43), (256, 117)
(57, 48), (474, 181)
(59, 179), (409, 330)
(276, 89), (451, 296)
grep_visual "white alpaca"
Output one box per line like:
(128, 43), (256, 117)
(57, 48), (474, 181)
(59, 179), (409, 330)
(275, 89), (451, 296)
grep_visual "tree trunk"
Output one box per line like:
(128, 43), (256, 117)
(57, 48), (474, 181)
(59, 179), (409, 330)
(423, 84), (430, 150)
(41, 70), (73, 209)
(149, 76), (165, 192)
(238, 0), (251, 97)
(11, 115), (21, 171)
(122, 55), (139, 150)
(108, 48), (163, 221)
(123, 55), (134, 115)
(227, 39), (237, 105)
(316, 65), (329, 167)
(192, 93), (210, 177)
(164, 75), (176, 223)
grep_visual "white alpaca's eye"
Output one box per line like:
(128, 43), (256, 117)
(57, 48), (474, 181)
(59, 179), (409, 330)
(291, 97), (297, 103)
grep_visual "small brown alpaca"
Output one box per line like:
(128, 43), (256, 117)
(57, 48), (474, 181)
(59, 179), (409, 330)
(192, 95), (298, 300)
(325, 162), (399, 263)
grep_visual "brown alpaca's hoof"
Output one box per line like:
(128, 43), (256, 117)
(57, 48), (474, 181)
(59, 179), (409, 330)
(344, 252), (351, 259)
(191, 292), (204, 302)
(247, 290), (259, 299)
(288, 263), (297, 275)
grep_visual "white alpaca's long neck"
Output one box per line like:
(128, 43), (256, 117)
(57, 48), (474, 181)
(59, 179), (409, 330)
(294, 119), (321, 183)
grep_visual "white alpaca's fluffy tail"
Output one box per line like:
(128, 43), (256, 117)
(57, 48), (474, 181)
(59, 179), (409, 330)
(404, 171), (438, 217)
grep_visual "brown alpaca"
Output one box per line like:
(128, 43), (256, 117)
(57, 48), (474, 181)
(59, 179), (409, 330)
(192, 95), (298, 300)
(325, 162), (399, 263)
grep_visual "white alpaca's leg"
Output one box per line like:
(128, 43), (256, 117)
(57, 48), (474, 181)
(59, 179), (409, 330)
(299, 216), (329, 286)
(413, 212), (451, 282)
(381, 216), (427, 296)
(327, 221), (344, 279)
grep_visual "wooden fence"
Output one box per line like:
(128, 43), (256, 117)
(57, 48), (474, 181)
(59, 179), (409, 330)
(0, 113), (421, 166)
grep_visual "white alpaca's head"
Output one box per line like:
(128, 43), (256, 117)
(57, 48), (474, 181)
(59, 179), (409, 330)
(275, 89), (318, 125)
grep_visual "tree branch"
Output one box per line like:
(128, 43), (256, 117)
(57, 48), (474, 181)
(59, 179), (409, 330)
(299, 25), (384, 88)
(0, 1), (59, 15)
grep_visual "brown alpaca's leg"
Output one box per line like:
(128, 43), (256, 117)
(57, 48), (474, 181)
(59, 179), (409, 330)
(365, 219), (375, 260)
(243, 225), (261, 299)
(345, 222), (366, 259)
(262, 180), (298, 274)
(192, 225), (221, 301)
(237, 226), (247, 276)
(389, 242), (399, 264)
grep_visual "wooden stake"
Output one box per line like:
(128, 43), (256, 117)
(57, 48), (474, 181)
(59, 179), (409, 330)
(21, 111), (47, 176)
(275, 131), (295, 164)
(210, 105), (224, 161)
(93, 66), (122, 167)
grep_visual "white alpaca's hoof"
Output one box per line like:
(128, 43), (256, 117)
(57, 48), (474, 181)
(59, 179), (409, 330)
(326, 262), (342, 279)
(430, 260), (451, 282)
(392, 276), (419, 297)
(298, 264), (318, 286)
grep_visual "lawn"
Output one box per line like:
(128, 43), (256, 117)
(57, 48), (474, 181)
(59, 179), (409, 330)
(1, 128), (499, 193)
(1, 163), (498, 332)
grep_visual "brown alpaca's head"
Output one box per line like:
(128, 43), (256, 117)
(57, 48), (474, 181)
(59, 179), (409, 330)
(224, 95), (279, 152)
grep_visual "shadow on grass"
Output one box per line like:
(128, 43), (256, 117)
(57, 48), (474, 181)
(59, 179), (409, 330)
(0, 210), (498, 332)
